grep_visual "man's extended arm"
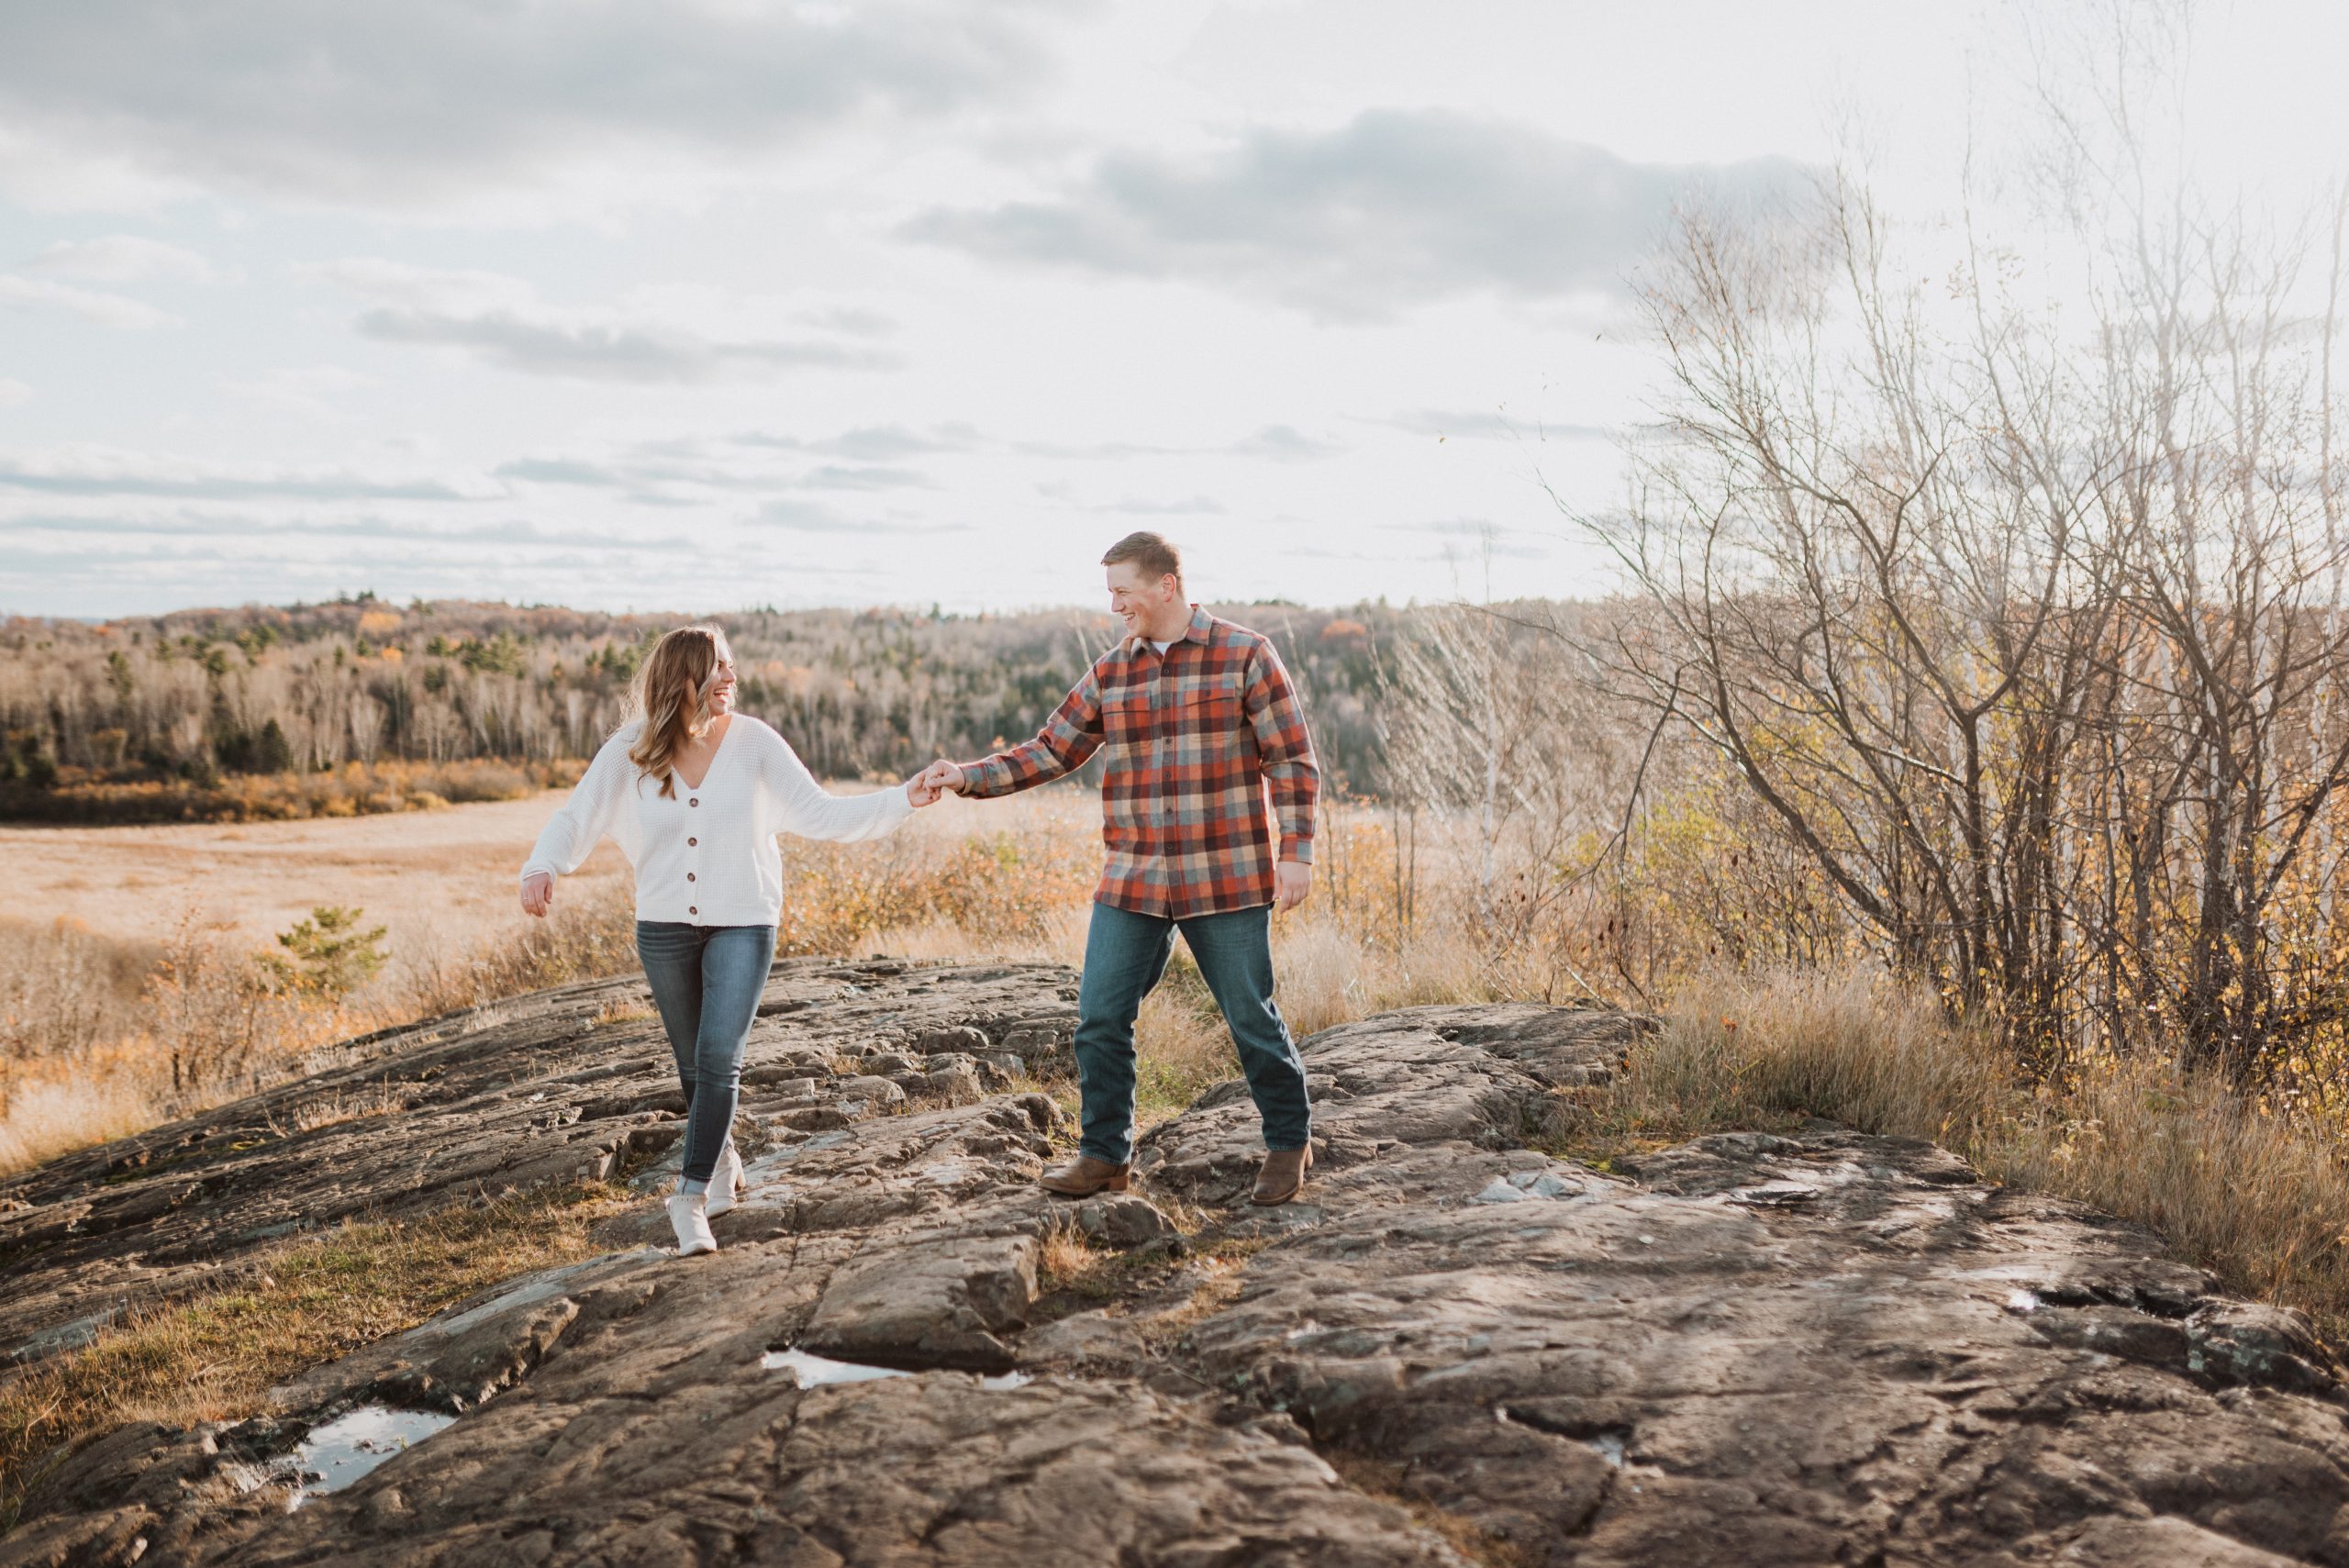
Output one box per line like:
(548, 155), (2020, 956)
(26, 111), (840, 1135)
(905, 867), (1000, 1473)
(935, 663), (1107, 798)
(1244, 639), (1319, 879)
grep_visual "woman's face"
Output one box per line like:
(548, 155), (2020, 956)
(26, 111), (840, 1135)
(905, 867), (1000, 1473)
(705, 644), (739, 715)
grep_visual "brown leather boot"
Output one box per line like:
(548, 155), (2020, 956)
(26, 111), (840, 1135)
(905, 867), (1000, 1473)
(1251, 1143), (1314, 1206)
(1039, 1155), (1130, 1196)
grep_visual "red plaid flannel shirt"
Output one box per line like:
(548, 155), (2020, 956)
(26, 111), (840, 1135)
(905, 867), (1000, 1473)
(960, 606), (1319, 918)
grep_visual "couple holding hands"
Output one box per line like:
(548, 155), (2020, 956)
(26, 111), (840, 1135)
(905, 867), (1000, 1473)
(518, 531), (1320, 1258)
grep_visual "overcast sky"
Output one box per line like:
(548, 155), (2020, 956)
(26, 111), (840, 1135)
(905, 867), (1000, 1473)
(2, 0), (2343, 618)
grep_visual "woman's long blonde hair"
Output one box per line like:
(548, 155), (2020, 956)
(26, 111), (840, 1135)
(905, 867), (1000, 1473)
(627, 626), (729, 798)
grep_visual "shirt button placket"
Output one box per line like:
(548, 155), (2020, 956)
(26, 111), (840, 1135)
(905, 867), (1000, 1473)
(687, 796), (700, 918)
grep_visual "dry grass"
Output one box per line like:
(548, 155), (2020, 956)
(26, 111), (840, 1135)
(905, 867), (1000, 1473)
(1130, 1240), (1271, 1350)
(400, 878), (642, 1018)
(0, 914), (393, 1177)
(1987, 1059), (2349, 1327)
(1036, 1218), (1111, 1298)
(0, 1182), (631, 1530)
(1538, 970), (2349, 1336)
(0, 917), (158, 1060)
(1579, 973), (2012, 1158)
(0, 1070), (155, 1175)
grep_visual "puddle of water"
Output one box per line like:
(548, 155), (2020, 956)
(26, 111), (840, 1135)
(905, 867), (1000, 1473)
(278, 1406), (455, 1507)
(428, 1251), (652, 1338)
(1586, 1432), (1628, 1468)
(761, 1348), (1031, 1391)
(762, 1349), (909, 1386)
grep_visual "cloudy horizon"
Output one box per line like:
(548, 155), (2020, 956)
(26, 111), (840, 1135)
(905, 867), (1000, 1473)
(4, 0), (2343, 619)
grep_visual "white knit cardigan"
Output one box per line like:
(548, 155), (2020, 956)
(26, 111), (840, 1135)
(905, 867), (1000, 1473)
(519, 717), (912, 928)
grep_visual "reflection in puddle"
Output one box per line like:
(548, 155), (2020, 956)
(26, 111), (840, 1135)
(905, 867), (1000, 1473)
(761, 1347), (1031, 1391)
(279, 1406), (455, 1507)
(1586, 1432), (1628, 1468)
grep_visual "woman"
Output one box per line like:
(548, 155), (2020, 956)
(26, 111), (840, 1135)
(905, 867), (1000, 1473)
(519, 625), (941, 1257)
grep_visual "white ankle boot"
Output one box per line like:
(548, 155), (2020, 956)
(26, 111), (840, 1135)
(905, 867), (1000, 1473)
(705, 1141), (745, 1218)
(666, 1190), (718, 1257)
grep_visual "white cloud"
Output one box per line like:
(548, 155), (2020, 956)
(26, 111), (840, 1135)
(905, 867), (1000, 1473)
(1229, 424), (1343, 462)
(752, 500), (963, 535)
(26, 235), (218, 283)
(354, 307), (894, 383)
(0, 1), (1061, 211)
(320, 260), (900, 384)
(789, 424), (984, 460)
(1014, 425), (1345, 462)
(907, 108), (1808, 320)
(1368, 407), (1615, 441)
(0, 446), (492, 502)
(797, 464), (934, 491)
(0, 273), (175, 329)
(495, 440), (941, 506)
(0, 509), (697, 552)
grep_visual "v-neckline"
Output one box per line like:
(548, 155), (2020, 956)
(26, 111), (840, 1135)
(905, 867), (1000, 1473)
(673, 717), (734, 793)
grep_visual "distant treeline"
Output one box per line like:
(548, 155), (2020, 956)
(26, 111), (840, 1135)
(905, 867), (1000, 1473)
(0, 594), (1408, 822)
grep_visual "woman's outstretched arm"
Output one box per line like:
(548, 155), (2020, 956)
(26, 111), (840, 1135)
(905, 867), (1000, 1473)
(757, 725), (917, 842)
(519, 733), (632, 905)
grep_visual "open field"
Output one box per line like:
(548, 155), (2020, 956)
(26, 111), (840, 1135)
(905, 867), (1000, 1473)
(0, 792), (629, 973)
(0, 783), (1108, 976)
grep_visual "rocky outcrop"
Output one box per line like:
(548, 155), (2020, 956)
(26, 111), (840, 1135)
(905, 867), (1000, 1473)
(6, 962), (2349, 1566)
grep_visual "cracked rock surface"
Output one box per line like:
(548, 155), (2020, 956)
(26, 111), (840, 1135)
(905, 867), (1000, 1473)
(6, 962), (2349, 1566)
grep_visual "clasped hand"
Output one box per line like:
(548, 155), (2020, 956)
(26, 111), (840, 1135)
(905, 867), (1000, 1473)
(903, 758), (965, 807)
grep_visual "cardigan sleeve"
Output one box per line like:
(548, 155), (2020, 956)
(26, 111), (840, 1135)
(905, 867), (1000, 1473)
(520, 730), (634, 883)
(755, 724), (914, 842)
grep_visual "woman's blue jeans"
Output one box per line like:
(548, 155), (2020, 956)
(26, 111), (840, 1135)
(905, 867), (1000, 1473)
(1074, 901), (1311, 1165)
(635, 922), (774, 1186)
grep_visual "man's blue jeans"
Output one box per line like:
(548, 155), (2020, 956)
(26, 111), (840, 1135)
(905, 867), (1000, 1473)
(1074, 900), (1311, 1165)
(635, 922), (774, 1186)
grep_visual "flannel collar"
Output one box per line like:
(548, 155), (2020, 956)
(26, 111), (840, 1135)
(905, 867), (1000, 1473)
(1126, 603), (1212, 657)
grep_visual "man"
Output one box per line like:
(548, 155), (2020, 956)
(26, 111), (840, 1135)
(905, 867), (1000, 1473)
(918, 532), (1319, 1205)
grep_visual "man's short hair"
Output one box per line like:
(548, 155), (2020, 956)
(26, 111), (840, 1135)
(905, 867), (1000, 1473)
(1102, 530), (1183, 585)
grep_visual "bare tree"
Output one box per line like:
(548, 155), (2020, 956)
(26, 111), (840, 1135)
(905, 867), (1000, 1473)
(1586, 13), (2349, 1082)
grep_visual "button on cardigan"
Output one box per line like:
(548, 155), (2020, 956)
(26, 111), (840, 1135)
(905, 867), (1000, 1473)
(519, 717), (912, 928)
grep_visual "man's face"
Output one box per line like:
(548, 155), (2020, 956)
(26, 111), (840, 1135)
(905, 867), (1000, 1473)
(1106, 562), (1176, 636)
